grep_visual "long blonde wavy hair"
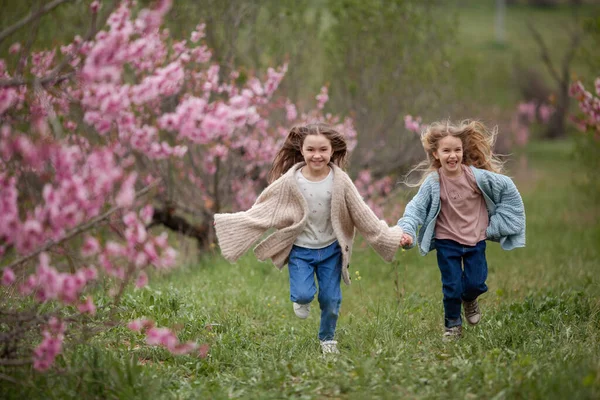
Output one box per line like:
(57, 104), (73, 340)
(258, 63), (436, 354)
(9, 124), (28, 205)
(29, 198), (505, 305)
(407, 119), (504, 186)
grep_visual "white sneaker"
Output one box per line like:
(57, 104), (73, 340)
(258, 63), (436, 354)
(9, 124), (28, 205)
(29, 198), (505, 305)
(320, 340), (339, 354)
(292, 302), (310, 319)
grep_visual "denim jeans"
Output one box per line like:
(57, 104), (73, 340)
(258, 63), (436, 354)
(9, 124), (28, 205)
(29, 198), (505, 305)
(288, 241), (342, 341)
(435, 238), (488, 328)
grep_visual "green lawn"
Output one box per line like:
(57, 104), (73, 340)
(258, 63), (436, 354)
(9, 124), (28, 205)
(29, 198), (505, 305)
(3, 140), (598, 399)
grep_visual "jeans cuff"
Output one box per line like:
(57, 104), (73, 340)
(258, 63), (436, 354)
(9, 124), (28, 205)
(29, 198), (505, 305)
(445, 317), (462, 328)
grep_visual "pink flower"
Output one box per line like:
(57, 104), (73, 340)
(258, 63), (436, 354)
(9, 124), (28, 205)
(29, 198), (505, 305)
(2, 268), (15, 286)
(285, 102), (297, 121)
(77, 296), (96, 315)
(127, 319), (143, 331)
(316, 86), (329, 110)
(135, 271), (148, 288)
(9, 42), (21, 54)
(81, 236), (100, 257)
(105, 241), (124, 257)
(0, 87), (17, 115)
(170, 341), (198, 355)
(33, 318), (65, 371)
(90, 0), (101, 13)
(404, 115), (423, 133)
(145, 327), (169, 346)
(198, 343), (210, 358)
(139, 204), (154, 224)
(115, 172), (137, 207)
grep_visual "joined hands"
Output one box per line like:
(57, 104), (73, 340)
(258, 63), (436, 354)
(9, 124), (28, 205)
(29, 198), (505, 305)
(400, 233), (413, 248)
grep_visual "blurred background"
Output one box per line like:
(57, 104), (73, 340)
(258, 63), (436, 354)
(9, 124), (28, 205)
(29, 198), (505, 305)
(2, 0), (599, 178)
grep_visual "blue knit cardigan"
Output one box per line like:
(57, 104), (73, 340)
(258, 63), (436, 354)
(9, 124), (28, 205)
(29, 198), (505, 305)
(397, 166), (526, 255)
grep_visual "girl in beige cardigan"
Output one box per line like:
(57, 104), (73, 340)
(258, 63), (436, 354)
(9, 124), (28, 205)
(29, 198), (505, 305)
(214, 123), (403, 354)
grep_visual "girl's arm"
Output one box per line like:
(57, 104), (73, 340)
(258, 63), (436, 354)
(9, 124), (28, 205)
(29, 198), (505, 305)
(397, 180), (432, 249)
(343, 175), (403, 262)
(214, 180), (284, 263)
(486, 174), (526, 239)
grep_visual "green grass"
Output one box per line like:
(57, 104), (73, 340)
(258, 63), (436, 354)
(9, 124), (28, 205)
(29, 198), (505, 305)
(2, 140), (599, 399)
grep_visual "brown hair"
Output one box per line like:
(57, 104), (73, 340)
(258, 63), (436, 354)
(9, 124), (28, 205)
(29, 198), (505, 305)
(267, 123), (349, 183)
(408, 119), (504, 185)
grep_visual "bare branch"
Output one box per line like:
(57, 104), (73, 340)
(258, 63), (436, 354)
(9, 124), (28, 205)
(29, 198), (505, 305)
(0, 0), (73, 45)
(2, 180), (161, 272)
(34, 79), (64, 138)
(16, 0), (45, 78)
(0, 372), (20, 384)
(0, 359), (32, 366)
(527, 21), (562, 85)
(0, 72), (75, 89)
(561, 30), (583, 78)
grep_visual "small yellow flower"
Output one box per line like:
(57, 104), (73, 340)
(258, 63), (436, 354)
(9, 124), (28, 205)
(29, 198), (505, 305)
(401, 248), (406, 252)
(355, 271), (360, 276)
(357, 276), (362, 281)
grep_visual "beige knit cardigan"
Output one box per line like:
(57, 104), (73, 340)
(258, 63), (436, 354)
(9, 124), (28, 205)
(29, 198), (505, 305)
(214, 163), (404, 285)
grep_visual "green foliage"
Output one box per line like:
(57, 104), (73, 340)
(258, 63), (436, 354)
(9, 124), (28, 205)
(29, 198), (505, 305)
(323, 0), (457, 173)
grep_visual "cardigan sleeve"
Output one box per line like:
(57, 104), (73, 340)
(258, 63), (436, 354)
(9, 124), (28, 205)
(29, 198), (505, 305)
(343, 174), (403, 262)
(397, 177), (433, 249)
(214, 180), (283, 263)
(485, 174), (526, 239)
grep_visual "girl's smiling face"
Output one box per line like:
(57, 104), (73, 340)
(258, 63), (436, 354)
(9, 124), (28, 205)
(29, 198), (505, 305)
(434, 135), (463, 177)
(301, 133), (333, 177)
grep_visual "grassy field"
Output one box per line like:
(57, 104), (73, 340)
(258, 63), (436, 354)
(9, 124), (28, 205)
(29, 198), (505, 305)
(3, 139), (598, 399)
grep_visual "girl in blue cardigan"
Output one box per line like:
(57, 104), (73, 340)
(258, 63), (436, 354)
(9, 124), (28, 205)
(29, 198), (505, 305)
(397, 120), (526, 340)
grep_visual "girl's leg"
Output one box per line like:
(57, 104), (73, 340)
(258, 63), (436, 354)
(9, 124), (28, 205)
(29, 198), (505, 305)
(435, 239), (464, 328)
(462, 240), (488, 302)
(315, 241), (343, 341)
(288, 245), (318, 305)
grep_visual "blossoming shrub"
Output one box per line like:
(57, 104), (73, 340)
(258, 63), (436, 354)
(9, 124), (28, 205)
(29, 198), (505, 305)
(569, 78), (600, 201)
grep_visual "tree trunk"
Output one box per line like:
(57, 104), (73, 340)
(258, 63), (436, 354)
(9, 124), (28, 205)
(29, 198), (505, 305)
(545, 86), (569, 139)
(495, 0), (506, 44)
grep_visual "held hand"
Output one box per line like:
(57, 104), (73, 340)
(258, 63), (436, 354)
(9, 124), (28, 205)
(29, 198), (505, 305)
(400, 233), (413, 248)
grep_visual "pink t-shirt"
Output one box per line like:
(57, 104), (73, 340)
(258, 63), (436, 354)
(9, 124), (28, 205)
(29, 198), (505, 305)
(435, 164), (489, 246)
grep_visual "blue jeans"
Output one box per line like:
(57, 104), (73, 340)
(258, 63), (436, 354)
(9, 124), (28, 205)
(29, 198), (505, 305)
(288, 241), (342, 341)
(435, 239), (488, 328)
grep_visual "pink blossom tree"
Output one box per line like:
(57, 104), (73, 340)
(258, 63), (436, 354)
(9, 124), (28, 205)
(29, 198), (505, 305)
(0, 0), (402, 374)
(569, 77), (600, 200)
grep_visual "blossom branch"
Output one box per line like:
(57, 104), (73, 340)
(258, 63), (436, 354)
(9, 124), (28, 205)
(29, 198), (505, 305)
(2, 180), (161, 272)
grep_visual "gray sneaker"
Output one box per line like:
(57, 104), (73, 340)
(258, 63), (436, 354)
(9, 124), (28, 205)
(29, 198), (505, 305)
(442, 325), (462, 341)
(463, 299), (481, 325)
(293, 302), (310, 319)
